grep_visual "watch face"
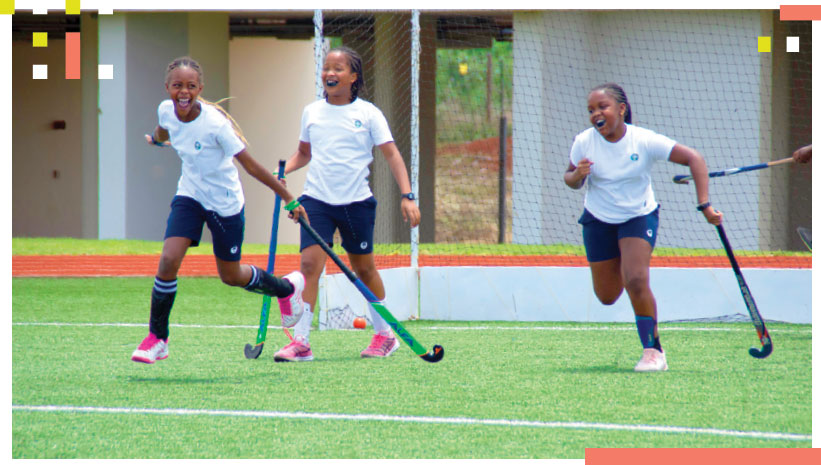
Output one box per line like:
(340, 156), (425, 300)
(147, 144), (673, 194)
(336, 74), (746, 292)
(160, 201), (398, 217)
(403, 193), (416, 200)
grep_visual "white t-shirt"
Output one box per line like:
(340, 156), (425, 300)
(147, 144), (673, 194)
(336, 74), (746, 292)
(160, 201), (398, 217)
(158, 99), (247, 216)
(299, 98), (394, 205)
(569, 124), (676, 224)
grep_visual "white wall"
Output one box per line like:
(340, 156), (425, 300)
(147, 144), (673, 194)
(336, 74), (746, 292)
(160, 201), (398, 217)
(229, 37), (316, 246)
(420, 267), (811, 324)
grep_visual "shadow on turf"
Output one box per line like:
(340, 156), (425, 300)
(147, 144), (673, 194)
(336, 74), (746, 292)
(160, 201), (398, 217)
(123, 371), (281, 384)
(560, 364), (633, 374)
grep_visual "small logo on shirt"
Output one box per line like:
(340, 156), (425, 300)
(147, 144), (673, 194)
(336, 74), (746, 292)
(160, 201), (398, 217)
(195, 141), (202, 151)
(646, 229), (653, 238)
(630, 153), (639, 161)
(360, 241), (368, 250)
(230, 245), (238, 254)
(354, 120), (362, 128)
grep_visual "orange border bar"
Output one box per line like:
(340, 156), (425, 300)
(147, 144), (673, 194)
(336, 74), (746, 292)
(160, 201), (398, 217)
(65, 32), (80, 79)
(587, 448), (818, 465)
(780, 5), (821, 20)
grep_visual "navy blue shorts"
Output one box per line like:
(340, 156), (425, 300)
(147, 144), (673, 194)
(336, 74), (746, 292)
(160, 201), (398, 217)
(578, 207), (660, 262)
(164, 195), (245, 262)
(298, 195), (377, 254)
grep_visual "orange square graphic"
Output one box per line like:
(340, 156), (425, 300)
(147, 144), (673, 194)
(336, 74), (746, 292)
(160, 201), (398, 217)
(66, 33), (81, 79)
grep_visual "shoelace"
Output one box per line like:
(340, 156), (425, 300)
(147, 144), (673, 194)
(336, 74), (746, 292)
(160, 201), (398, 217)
(137, 336), (158, 350)
(368, 335), (388, 349)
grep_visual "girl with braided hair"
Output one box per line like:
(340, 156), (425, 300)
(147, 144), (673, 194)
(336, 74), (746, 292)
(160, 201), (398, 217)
(564, 83), (723, 372)
(273, 47), (421, 362)
(131, 56), (308, 364)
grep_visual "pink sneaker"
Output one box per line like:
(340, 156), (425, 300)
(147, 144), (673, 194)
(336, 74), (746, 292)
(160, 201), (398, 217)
(634, 348), (668, 372)
(361, 331), (399, 358)
(273, 337), (313, 362)
(277, 271), (305, 328)
(131, 333), (168, 364)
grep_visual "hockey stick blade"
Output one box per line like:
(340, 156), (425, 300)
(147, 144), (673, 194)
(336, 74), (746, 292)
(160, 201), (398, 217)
(244, 342), (264, 359)
(749, 337), (773, 359)
(421, 344), (445, 362)
(297, 216), (444, 363)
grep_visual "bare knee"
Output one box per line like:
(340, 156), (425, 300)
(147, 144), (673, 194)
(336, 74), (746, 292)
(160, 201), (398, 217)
(216, 262), (250, 288)
(595, 288), (623, 306)
(300, 257), (325, 282)
(623, 272), (650, 297)
(353, 265), (380, 283)
(220, 272), (245, 287)
(157, 253), (183, 280)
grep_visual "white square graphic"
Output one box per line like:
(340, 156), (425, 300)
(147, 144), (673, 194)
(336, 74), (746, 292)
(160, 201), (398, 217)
(97, 8), (114, 15)
(32, 8), (48, 15)
(787, 36), (800, 53)
(98, 64), (114, 80)
(32, 65), (48, 80)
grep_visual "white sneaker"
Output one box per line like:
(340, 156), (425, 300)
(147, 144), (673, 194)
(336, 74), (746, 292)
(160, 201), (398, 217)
(131, 333), (168, 364)
(634, 348), (668, 372)
(277, 271), (305, 328)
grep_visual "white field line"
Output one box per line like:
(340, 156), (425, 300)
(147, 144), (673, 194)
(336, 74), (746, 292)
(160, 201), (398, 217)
(11, 321), (812, 334)
(11, 404), (811, 442)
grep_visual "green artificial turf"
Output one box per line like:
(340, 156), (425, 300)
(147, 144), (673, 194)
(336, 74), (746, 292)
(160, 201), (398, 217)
(12, 277), (812, 458)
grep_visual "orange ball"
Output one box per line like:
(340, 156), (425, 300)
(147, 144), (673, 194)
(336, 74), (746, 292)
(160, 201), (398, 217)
(353, 317), (367, 329)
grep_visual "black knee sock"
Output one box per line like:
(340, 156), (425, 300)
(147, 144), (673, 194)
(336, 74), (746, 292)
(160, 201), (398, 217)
(149, 277), (177, 340)
(243, 265), (294, 298)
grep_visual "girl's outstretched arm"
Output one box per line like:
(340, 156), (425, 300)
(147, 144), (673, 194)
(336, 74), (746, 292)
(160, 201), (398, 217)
(669, 144), (722, 225)
(234, 149), (306, 221)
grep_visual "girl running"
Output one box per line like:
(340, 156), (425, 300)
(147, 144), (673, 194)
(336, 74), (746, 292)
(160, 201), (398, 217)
(274, 46), (421, 362)
(131, 56), (308, 364)
(564, 83), (723, 372)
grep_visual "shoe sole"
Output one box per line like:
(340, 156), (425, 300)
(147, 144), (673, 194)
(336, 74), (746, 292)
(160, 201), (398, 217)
(274, 354), (314, 362)
(131, 352), (168, 364)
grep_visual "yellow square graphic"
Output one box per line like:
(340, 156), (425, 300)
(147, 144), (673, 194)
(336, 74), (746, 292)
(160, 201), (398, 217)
(758, 36), (771, 53)
(33, 32), (47, 47)
(1, 0), (14, 15)
(66, 0), (80, 14)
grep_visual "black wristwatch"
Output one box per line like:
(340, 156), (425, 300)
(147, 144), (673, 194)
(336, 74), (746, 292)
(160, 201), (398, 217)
(401, 192), (416, 201)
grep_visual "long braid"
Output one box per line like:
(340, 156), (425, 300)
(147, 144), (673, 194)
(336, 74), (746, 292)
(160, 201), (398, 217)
(165, 56), (249, 147)
(592, 82), (632, 124)
(200, 97), (249, 147)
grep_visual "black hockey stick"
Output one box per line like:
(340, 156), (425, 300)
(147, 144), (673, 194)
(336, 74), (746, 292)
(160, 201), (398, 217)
(296, 215), (444, 363)
(715, 224), (773, 359)
(244, 160), (286, 359)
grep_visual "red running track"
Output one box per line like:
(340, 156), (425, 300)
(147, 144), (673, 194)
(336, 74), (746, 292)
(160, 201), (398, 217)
(11, 254), (809, 277)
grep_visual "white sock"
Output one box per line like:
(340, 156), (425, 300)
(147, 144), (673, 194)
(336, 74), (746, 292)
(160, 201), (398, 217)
(295, 302), (313, 342)
(369, 302), (391, 334)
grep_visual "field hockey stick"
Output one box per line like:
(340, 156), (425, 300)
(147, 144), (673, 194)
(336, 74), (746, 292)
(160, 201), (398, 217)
(796, 226), (812, 251)
(244, 160), (287, 359)
(673, 157), (794, 184)
(295, 215), (444, 363)
(715, 224), (773, 359)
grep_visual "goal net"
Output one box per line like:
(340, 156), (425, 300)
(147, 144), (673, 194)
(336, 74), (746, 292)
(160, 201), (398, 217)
(312, 10), (810, 328)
